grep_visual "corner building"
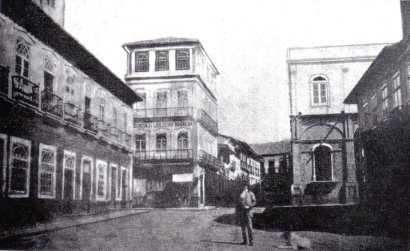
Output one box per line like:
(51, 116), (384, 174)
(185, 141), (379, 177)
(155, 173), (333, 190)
(0, 0), (140, 228)
(123, 38), (221, 208)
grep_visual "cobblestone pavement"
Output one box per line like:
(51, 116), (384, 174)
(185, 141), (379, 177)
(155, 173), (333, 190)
(0, 208), (407, 250)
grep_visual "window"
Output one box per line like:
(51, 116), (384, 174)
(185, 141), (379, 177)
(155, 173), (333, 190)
(135, 134), (146, 152)
(63, 151), (76, 200)
(313, 145), (332, 181)
(392, 73), (402, 108)
(38, 144), (57, 198)
(156, 92), (167, 116)
(99, 98), (105, 121)
(80, 156), (93, 201)
(65, 75), (75, 101)
(311, 76), (328, 106)
(110, 164), (119, 201)
(15, 39), (30, 78)
(156, 134), (167, 150)
(44, 58), (55, 92)
(177, 132), (188, 149)
(370, 93), (378, 126)
(382, 84), (389, 118)
(176, 49), (190, 70)
(155, 51), (169, 71)
(113, 108), (117, 128)
(46, 0), (55, 8)
(8, 137), (31, 197)
(177, 90), (188, 107)
(123, 112), (127, 131)
(135, 52), (149, 72)
(96, 160), (107, 201)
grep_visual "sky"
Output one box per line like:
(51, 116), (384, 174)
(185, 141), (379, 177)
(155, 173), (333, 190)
(64, 0), (402, 144)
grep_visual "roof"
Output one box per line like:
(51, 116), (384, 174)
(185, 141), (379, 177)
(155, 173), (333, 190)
(123, 37), (201, 49)
(344, 34), (410, 104)
(1, 0), (141, 106)
(218, 134), (263, 162)
(250, 141), (291, 156)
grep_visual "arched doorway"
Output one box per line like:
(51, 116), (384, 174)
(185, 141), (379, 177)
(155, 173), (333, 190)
(314, 145), (332, 181)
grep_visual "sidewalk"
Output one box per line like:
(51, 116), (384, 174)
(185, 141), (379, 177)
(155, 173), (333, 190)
(0, 209), (149, 241)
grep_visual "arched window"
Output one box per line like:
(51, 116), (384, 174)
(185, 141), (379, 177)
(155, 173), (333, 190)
(176, 49), (190, 70)
(15, 39), (30, 78)
(156, 133), (167, 150)
(311, 76), (328, 106)
(155, 51), (169, 71)
(135, 134), (146, 152)
(177, 132), (188, 149)
(313, 145), (332, 181)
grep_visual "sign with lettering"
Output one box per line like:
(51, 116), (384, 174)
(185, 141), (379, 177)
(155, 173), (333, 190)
(134, 121), (193, 129)
(172, 173), (194, 182)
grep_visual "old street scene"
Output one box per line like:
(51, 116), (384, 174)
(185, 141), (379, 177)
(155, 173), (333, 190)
(0, 0), (408, 250)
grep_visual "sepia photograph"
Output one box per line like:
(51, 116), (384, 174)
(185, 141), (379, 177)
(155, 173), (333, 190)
(0, 0), (408, 250)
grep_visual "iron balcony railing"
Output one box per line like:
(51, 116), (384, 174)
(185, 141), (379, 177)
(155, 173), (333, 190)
(0, 65), (10, 95)
(240, 162), (251, 173)
(64, 103), (83, 125)
(109, 126), (122, 143)
(84, 113), (98, 133)
(41, 91), (63, 118)
(198, 150), (222, 171)
(198, 109), (218, 135)
(135, 149), (193, 160)
(97, 120), (110, 138)
(11, 76), (39, 107)
(134, 107), (193, 119)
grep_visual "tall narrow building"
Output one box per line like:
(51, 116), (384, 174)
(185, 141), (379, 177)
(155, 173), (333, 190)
(123, 38), (221, 208)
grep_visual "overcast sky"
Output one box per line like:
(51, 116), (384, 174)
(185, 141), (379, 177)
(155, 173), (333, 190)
(65, 0), (402, 144)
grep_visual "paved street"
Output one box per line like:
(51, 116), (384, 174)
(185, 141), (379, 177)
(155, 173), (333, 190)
(0, 208), (406, 251)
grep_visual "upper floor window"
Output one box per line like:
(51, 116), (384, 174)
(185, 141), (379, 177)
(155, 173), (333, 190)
(99, 98), (105, 121)
(177, 132), (188, 149)
(176, 49), (190, 70)
(381, 84), (389, 118)
(46, 0), (55, 8)
(135, 52), (149, 72)
(392, 73), (402, 108)
(156, 92), (167, 108)
(123, 112), (128, 131)
(155, 51), (169, 71)
(177, 90), (188, 107)
(65, 74), (75, 102)
(135, 134), (146, 152)
(44, 58), (55, 92)
(311, 76), (328, 106)
(113, 107), (117, 128)
(15, 39), (30, 78)
(156, 133), (167, 150)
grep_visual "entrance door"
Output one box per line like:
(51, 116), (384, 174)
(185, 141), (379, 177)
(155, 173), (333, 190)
(121, 169), (127, 208)
(314, 146), (332, 181)
(82, 159), (92, 212)
(64, 169), (74, 200)
(111, 166), (117, 206)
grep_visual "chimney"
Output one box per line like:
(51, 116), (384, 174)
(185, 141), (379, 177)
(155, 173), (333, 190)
(401, 0), (410, 37)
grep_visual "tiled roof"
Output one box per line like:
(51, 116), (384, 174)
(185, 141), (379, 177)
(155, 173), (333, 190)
(250, 141), (291, 156)
(123, 37), (200, 49)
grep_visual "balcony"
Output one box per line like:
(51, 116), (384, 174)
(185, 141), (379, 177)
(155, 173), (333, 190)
(122, 131), (132, 148)
(11, 76), (39, 107)
(109, 126), (122, 143)
(198, 109), (218, 135)
(0, 65), (9, 95)
(98, 120), (110, 138)
(64, 103), (83, 126)
(135, 149), (193, 161)
(134, 107), (193, 120)
(198, 150), (222, 171)
(84, 113), (98, 133)
(240, 162), (251, 173)
(41, 91), (63, 118)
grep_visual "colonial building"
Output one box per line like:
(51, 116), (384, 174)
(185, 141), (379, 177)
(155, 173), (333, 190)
(218, 134), (262, 185)
(344, 0), (410, 237)
(0, 0), (140, 229)
(122, 38), (221, 208)
(287, 43), (388, 205)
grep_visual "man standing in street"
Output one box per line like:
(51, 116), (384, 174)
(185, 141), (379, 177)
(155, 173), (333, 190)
(237, 184), (257, 246)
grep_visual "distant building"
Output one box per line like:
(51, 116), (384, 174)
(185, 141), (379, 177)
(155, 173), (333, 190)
(122, 38), (221, 207)
(250, 141), (291, 175)
(0, 0), (140, 228)
(218, 134), (263, 185)
(344, 0), (410, 237)
(287, 43), (388, 205)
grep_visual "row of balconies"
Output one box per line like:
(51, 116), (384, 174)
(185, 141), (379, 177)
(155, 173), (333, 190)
(198, 150), (223, 171)
(133, 107), (218, 135)
(0, 69), (132, 149)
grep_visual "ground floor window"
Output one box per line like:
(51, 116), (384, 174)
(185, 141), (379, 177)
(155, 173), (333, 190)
(81, 156), (93, 201)
(63, 151), (76, 200)
(96, 159), (107, 201)
(38, 144), (57, 198)
(9, 137), (31, 197)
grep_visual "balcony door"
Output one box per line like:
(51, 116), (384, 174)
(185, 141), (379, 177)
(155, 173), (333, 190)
(156, 134), (167, 159)
(156, 92), (167, 117)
